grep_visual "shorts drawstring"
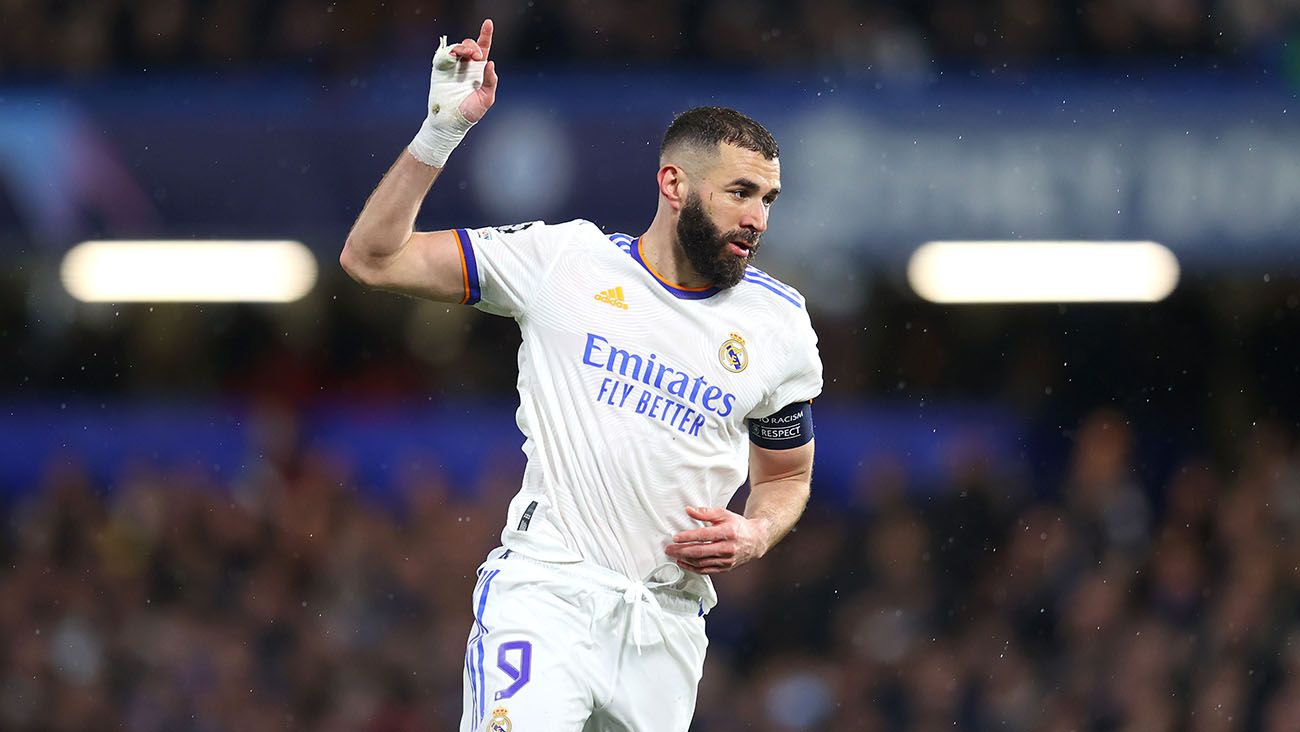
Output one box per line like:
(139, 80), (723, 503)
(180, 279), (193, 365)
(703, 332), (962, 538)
(496, 550), (694, 652)
(618, 563), (684, 653)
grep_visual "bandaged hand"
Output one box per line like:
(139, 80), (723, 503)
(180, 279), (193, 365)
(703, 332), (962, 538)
(408, 20), (498, 168)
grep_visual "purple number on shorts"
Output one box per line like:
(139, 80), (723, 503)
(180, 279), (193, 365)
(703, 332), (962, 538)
(494, 640), (532, 700)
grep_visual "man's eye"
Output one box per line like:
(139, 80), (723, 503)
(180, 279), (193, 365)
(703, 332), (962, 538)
(731, 190), (746, 199)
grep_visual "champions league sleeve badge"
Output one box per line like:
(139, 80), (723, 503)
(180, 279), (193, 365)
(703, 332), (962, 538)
(719, 332), (748, 373)
(488, 706), (512, 732)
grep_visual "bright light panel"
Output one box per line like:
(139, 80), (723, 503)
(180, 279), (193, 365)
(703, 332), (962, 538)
(61, 240), (318, 303)
(907, 241), (1180, 304)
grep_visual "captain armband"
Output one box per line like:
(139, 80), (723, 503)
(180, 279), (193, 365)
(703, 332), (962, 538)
(747, 401), (814, 449)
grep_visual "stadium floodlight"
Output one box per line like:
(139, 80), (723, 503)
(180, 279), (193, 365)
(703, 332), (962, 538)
(61, 240), (318, 303)
(907, 241), (1180, 304)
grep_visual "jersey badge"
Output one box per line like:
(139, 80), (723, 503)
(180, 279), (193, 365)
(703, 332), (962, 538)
(488, 707), (512, 732)
(497, 221), (538, 233)
(719, 332), (748, 373)
(594, 286), (629, 310)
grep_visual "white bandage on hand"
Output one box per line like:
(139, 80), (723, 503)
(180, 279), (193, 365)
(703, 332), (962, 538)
(408, 36), (487, 168)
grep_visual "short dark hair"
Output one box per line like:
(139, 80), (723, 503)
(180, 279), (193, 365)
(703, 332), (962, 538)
(660, 106), (779, 161)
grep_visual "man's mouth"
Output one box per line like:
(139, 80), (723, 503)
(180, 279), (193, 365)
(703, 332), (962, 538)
(726, 241), (754, 258)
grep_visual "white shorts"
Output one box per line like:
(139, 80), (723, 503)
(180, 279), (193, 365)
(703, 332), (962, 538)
(459, 547), (709, 732)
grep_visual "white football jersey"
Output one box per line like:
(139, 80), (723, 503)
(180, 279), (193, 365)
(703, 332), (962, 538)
(453, 219), (823, 609)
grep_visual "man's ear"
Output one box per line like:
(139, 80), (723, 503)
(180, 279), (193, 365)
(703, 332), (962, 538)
(658, 164), (688, 212)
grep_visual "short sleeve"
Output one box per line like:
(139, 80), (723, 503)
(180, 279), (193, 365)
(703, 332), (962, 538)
(457, 220), (585, 318)
(748, 308), (824, 420)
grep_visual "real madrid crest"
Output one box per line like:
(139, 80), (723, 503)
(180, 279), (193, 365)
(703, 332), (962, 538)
(488, 706), (512, 732)
(719, 332), (748, 373)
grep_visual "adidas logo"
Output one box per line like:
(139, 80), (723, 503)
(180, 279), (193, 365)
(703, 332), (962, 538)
(594, 286), (629, 310)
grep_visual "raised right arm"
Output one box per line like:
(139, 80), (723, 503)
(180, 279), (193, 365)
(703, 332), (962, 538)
(339, 153), (466, 301)
(340, 20), (497, 302)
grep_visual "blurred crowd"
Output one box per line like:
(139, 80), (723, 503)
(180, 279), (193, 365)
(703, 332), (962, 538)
(2, 0), (1298, 76)
(2, 407), (1298, 731)
(9, 271), (1300, 463)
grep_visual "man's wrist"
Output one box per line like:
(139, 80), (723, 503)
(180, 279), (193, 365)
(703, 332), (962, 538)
(408, 112), (474, 168)
(746, 515), (777, 558)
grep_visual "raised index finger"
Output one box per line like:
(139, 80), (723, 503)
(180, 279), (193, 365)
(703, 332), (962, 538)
(476, 19), (493, 60)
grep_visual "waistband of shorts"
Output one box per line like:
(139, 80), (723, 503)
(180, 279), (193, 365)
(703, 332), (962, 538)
(484, 547), (705, 617)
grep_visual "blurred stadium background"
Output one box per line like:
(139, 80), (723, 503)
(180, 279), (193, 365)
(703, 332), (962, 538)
(4, 1), (1300, 730)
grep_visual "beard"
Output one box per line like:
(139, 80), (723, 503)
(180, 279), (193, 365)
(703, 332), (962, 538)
(675, 192), (760, 289)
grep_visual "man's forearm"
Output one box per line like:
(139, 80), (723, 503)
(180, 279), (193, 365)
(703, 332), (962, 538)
(744, 476), (811, 556)
(343, 151), (441, 267)
(340, 26), (495, 300)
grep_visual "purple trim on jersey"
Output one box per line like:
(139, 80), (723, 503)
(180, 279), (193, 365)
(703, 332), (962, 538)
(455, 229), (481, 305)
(626, 236), (723, 300)
(474, 569), (501, 726)
(607, 233), (635, 254)
(745, 267), (803, 300)
(742, 274), (804, 308)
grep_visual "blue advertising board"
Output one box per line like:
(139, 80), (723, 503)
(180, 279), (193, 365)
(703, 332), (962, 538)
(3, 69), (1297, 291)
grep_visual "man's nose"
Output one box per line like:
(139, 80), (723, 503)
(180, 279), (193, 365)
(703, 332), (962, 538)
(740, 200), (768, 233)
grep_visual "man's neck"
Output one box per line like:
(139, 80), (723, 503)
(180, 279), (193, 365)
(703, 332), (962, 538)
(639, 217), (710, 289)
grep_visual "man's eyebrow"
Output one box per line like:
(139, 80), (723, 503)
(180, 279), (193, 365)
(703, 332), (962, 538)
(727, 178), (781, 198)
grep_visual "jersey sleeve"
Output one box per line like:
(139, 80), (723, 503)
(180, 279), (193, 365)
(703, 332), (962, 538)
(748, 307), (824, 420)
(455, 220), (584, 318)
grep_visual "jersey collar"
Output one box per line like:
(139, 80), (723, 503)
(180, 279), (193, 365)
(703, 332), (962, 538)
(631, 237), (722, 300)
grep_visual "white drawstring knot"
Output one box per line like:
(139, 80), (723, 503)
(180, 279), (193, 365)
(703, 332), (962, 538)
(622, 584), (662, 654)
(620, 563), (684, 653)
